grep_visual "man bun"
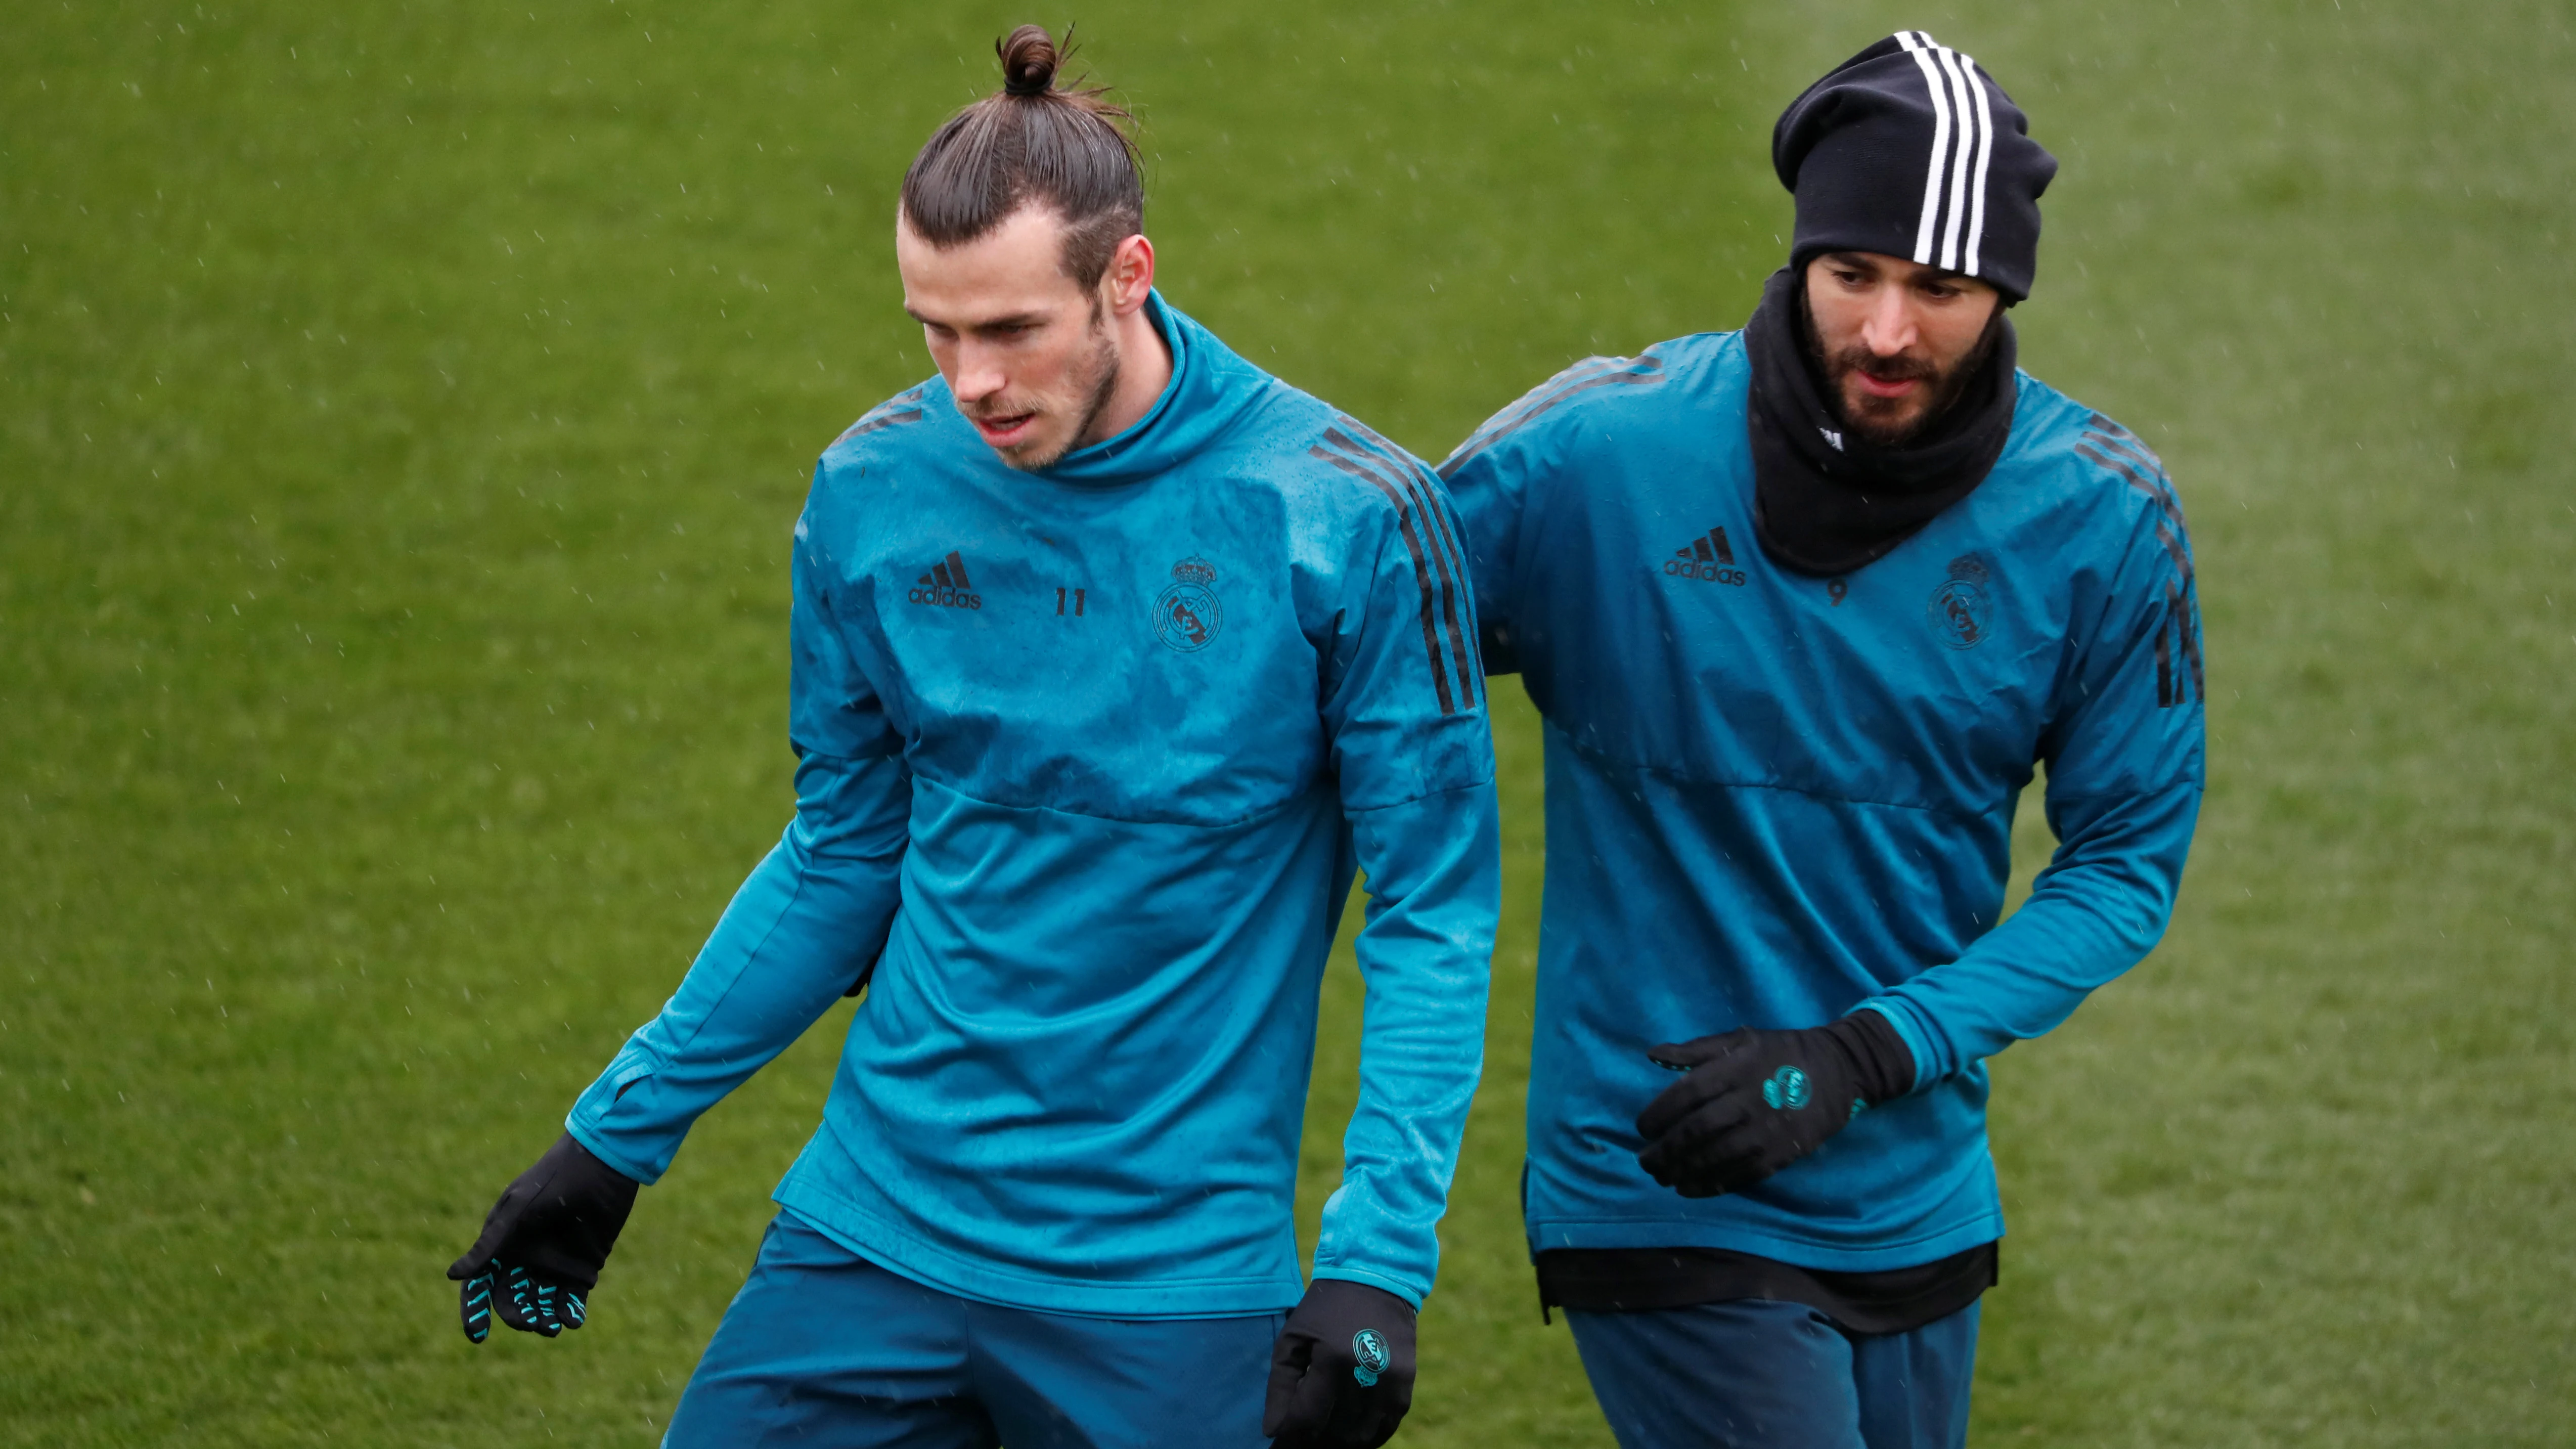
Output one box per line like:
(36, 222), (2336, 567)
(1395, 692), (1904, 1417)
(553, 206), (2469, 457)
(902, 24), (1144, 290)
(999, 24), (1057, 97)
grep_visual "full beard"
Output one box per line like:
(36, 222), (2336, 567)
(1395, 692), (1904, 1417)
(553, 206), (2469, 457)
(1818, 309), (2005, 450)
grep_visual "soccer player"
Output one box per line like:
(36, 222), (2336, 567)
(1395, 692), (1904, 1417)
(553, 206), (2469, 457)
(446, 28), (1498, 1449)
(1440, 33), (2204, 1448)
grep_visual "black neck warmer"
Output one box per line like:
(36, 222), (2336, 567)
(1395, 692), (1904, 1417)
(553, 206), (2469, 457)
(1744, 267), (2019, 577)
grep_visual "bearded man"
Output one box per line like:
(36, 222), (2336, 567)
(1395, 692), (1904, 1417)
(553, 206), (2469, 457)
(446, 27), (1497, 1449)
(1441, 33), (2205, 1448)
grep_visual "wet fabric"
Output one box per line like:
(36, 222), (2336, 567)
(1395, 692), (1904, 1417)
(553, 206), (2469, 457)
(1440, 329), (2203, 1274)
(567, 292), (1498, 1318)
(662, 1213), (1280, 1449)
(1567, 1297), (1979, 1449)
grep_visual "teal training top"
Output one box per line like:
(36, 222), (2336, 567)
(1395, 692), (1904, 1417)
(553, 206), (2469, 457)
(1441, 332), (2204, 1271)
(567, 294), (1499, 1316)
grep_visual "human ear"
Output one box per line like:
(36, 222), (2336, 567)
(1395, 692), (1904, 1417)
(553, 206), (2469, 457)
(1106, 234), (1156, 315)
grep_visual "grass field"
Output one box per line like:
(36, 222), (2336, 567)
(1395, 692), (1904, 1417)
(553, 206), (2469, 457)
(6, 1), (2572, 1443)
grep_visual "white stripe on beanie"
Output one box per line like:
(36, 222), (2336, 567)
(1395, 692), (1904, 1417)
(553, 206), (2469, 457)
(1963, 55), (1997, 276)
(1896, 31), (1952, 267)
(1934, 45), (1979, 271)
(1894, 31), (1994, 280)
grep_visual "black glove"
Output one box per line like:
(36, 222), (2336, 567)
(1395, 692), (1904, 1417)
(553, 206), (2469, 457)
(1635, 1012), (1915, 1199)
(1262, 1278), (1417, 1448)
(447, 1132), (640, 1343)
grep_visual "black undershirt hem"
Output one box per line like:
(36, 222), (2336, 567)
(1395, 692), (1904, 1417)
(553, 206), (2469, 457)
(1535, 1241), (1997, 1338)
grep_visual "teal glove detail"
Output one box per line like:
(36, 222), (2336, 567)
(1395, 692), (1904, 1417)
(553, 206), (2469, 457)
(448, 1133), (637, 1343)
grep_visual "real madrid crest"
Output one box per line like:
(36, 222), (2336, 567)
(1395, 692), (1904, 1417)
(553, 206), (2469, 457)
(1926, 553), (1993, 650)
(1153, 555), (1224, 652)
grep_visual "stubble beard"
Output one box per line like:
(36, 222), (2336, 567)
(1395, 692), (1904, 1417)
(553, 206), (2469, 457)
(996, 313), (1123, 472)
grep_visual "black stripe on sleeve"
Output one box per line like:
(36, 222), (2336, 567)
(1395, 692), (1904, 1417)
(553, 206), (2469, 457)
(1337, 413), (1489, 652)
(2181, 584), (2206, 703)
(840, 408), (923, 439)
(2155, 591), (2175, 708)
(1327, 423), (1479, 705)
(1333, 414), (1480, 605)
(1416, 486), (1484, 706)
(2075, 442), (2194, 585)
(2147, 520), (2191, 585)
(837, 385), (930, 442)
(2084, 425), (2160, 471)
(1309, 444), (1459, 717)
(1472, 356), (1635, 435)
(2078, 435), (2188, 532)
(1323, 425), (1479, 708)
(1326, 418), (1479, 599)
(2154, 578), (2210, 710)
(1436, 356), (1665, 481)
(2077, 421), (2206, 711)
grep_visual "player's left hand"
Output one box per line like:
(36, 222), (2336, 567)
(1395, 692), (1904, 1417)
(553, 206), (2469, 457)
(1263, 1278), (1416, 1449)
(1635, 1014), (1913, 1198)
(447, 1132), (640, 1343)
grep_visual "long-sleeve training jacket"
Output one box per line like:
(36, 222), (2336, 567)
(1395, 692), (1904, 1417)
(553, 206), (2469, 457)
(565, 293), (1499, 1316)
(1441, 330), (2204, 1271)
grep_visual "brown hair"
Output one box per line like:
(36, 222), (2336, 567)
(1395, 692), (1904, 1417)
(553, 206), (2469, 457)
(900, 25), (1144, 290)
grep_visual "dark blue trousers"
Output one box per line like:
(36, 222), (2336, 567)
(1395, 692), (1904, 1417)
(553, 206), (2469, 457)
(663, 1213), (1283, 1449)
(1566, 1298), (1978, 1449)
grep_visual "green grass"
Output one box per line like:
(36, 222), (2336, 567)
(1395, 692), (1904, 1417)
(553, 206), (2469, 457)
(5, 0), (2572, 1443)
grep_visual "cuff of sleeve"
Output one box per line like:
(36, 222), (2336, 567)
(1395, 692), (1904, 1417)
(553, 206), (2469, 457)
(564, 1114), (663, 1188)
(1853, 999), (1948, 1094)
(1830, 1006), (1919, 1104)
(1310, 1264), (1427, 1312)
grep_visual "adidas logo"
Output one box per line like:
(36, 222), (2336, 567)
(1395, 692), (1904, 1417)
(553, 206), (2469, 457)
(1662, 526), (1747, 587)
(905, 549), (983, 610)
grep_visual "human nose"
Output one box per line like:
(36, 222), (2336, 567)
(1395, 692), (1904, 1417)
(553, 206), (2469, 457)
(950, 341), (1007, 405)
(1859, 289), (1918, 357)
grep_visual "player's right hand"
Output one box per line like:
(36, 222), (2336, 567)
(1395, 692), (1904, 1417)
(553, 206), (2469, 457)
(1634, 1011), (1913, 1198)
(1263, 1278), (1417, 1448)
(447, 1132), (640, 1343)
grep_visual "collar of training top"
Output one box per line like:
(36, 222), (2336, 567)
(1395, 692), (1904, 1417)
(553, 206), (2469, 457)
(1026, 290), (1270, 488)
(1743, 266), (2021, 578)
(1772, 31), (2058, 303)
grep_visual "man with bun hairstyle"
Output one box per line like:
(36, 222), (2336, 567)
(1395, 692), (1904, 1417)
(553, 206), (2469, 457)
(1441, 33), (2204, 1447)
(446, 27), (1497, 1448)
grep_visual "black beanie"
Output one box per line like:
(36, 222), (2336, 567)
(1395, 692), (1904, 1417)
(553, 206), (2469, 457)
(1773, 32), (2057, 301)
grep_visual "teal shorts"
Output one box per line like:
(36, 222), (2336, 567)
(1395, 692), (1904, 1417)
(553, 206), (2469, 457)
(663, 1212), (1284, 1449)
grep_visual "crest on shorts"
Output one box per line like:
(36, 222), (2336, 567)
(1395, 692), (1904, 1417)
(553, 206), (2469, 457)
(1153, 556), (1224, 652)
(1926, 553), (1993, 650)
